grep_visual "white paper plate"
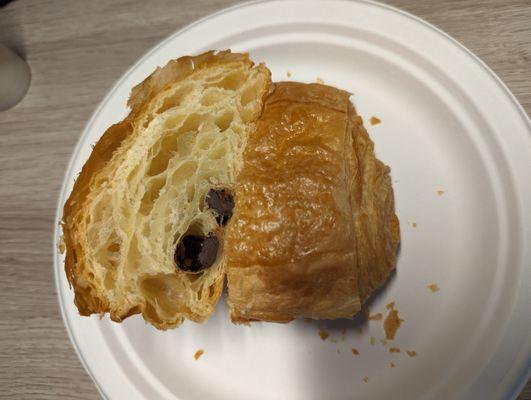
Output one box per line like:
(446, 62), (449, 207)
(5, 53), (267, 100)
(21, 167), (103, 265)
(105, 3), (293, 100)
(54, 1), (531, 399)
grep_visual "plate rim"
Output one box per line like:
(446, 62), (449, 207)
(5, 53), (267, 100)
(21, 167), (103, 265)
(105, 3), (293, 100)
(53, 1), (531, 399)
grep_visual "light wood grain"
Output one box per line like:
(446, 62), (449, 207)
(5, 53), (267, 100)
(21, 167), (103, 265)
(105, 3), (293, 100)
(0, 0), (529, 399)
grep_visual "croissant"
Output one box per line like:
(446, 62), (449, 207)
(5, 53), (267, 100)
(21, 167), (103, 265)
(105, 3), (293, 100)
(61, 52), (399, 329)
(61, 50), (272, 329)
(225, 82), (400, 322)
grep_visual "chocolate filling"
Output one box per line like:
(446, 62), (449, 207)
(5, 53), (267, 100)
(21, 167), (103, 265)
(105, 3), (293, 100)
(174, 234), (219, 272)
(205, 188), (234, 226)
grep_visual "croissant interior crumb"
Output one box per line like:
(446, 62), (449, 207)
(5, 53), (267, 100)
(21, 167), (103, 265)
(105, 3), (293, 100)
(368, 312), (383, 321)
(428, 283), (440, 292)
(406, 350), (418, 357)
(384, 309), (404, 340)
(389, 347), (401, 353)
(318, 328), (330, 341)
(194, 349), (204, 360)
(369, 116), (381, 125)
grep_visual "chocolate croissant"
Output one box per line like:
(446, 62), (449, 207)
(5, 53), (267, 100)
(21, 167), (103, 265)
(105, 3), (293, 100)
(225, 82), (400, 322)
(61, 52), (399, 330)
(61, 51), (272, 329)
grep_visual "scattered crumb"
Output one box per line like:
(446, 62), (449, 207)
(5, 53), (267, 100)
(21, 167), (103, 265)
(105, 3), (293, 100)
(369, 116), (381, 125)
(194, 349), (204, 360)
(427, 283), (440, 293)
(389, 347), (401, 353)
(351, 348), (359, 356)
(341, 328), (347, 340)
(331, 338), (339, 344)
(437, 190), (445, 196)
(316, 76), (325, 84)
(411, 222), (417, 228)
(406, 350), (418, 357)
(380, 339), (388, 346)
(370, 336), (376, 346)
(386, 301), (396, 311)
(384, 309), (404, 340)
(318, 328), (330, 341)
(58, 237), (66, 254)
(368, 313), (383, 321)
(287, 71), (292, 78)
(390, 362), (396, 368)
(363, 376), (369, 383)
(304, 318), (313, 324)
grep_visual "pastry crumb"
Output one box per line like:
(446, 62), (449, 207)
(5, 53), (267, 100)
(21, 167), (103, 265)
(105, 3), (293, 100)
(341, 328), (347, 340)
(194, 349), (204, 360)
(386, 301), (395, 310)
(380, 339), (388, 346)
(316, 76), (325, 84)
(437, 190), (445, 196)
(363, 376), (369, 383)
(369, 116), (381, 125)
(351, 348), (359, 356)
(287, 71), (292, 78)
(368, 312), (383, 321)
(370, 336), (376, 346)
(384, 309), (404, 340)
(427, 283), (440, 293)
(58, 236), (66, 253)
(411, 222), (417, 228)
(390, 362), (396, 368)
(318, 328), (330, 341)
(406, 350), (418, 357)
(389, 347), (401, 353)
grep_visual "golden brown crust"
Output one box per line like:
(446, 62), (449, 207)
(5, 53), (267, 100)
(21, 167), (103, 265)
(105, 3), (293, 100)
(226, 82), (399, 322)
(349, 111), (400, 301)
(226, 82), (363, 322)
(62, 120), (132, 316)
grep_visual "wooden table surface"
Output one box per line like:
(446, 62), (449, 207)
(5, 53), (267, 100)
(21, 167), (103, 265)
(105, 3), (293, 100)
(0, 0), (529, 398)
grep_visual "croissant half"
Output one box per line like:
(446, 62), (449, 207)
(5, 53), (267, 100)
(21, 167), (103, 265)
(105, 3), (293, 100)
(61, 51), (272, 329)
(225, 82), (400, 322)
